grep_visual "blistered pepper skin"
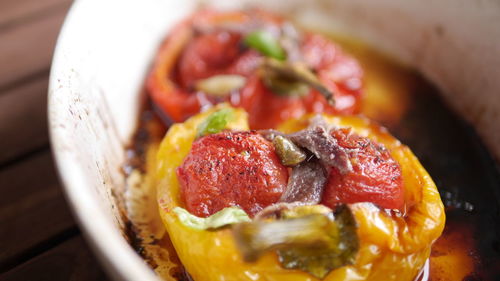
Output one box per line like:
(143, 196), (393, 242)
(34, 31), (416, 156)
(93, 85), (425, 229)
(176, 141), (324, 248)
(156, 104), (445, 281)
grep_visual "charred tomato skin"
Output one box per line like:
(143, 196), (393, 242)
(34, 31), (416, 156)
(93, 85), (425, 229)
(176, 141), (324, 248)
(321, 128), (404, 210)
(177, 131), (288, 217)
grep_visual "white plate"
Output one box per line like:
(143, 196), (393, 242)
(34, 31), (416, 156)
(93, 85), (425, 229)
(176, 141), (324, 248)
(48, 0), (500, 280)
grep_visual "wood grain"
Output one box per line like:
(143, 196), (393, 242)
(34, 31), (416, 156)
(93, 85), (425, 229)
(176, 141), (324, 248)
(0, 74), (50, 165)
(0, 0), (71, 29)
(0, 2), (70, 90)
(0, 236), (109, 281)
(0, 0), (114, 279)
(0, 150), (75, 269)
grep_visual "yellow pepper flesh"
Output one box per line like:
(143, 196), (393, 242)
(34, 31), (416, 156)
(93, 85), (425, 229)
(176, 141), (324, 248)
(156, 104), (445, 281)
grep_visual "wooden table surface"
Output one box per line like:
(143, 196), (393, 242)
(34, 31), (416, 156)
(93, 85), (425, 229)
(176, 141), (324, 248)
(0, 0), (110, 280)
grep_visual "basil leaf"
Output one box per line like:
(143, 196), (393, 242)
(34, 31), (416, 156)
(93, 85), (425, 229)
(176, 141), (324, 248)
(196, 108), (234, 138)
(244, 31), (286, 60)
(174, 206), (251, 230)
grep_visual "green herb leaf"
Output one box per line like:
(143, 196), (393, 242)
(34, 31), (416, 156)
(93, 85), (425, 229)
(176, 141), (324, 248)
(232, 205), (358, 279)
(244, 31), (286, 60)
(196, 108), (234, 138)
(174, 206), (251, 230)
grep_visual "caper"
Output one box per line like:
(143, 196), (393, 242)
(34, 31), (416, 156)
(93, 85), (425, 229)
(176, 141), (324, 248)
(273, 135), (307, 166)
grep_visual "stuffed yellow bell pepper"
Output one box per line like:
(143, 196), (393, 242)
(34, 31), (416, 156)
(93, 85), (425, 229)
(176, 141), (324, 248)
(156, 103), (445, 281)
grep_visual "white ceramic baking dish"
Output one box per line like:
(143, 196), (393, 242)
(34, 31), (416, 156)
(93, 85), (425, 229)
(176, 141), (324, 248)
(48, 0), (500, 280)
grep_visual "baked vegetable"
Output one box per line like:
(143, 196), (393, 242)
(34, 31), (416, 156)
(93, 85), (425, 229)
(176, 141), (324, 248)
(147, 10), (363, 129)
(156, 104), (445, 280)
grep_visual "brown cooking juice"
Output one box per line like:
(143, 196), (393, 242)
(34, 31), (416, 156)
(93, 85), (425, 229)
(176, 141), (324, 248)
(124, 33), (500, 281)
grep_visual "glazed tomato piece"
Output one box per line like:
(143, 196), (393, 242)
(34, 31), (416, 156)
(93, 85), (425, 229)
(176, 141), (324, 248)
(301, 34), (363, 115)
(178, 31), (243, 88)
(226, 50), (262, 77)
(321, 128), (404, 210)
(235, 75), (306, 130)
(177, 131), (288, 217)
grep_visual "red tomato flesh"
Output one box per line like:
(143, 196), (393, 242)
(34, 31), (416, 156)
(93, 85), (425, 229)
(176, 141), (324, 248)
(177, 131), (288, 217)
(321, 128), (404, 210)
(177, 31), (363, 129)
(148, 10), (364, 129)
(178, 31), (245, 88)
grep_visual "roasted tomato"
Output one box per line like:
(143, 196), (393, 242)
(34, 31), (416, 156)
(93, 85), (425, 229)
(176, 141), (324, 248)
(239, 75), (306, 130)
(147, 10), (363, 129)
(177, 131), (288, 217)
(177, 31), (247, 88)
(321, 128), (404, 210)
